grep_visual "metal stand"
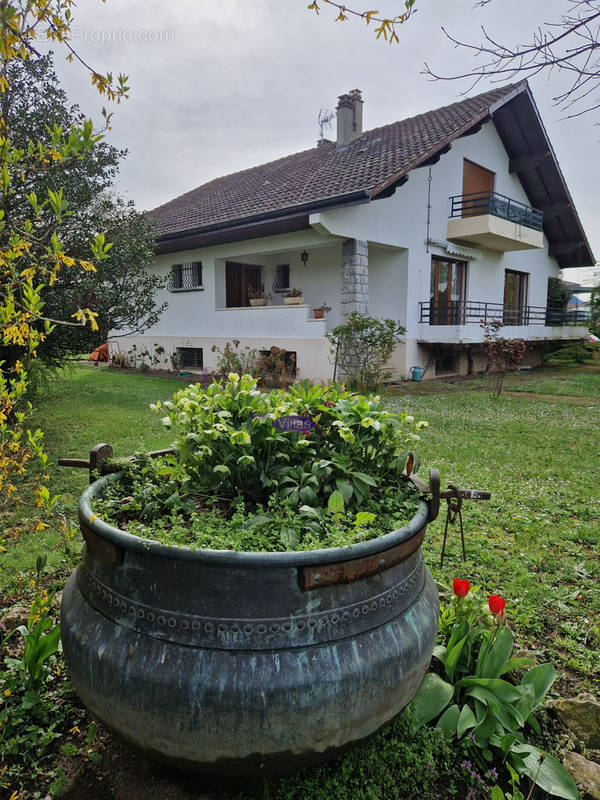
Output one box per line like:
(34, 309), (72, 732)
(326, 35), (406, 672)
(440, 483), (466, 565)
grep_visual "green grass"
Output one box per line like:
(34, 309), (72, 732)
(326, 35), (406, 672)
(387, 380), (600, 689)
(0, 365), (181, 594)
(1, 365), (599, 798)
(504, 370), (600, 398)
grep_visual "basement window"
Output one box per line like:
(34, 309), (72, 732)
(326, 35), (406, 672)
(435, 350), (456, 375)
(178, 347), (203, 369)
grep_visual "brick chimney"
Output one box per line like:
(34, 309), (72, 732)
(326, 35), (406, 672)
(336, 89), (363, 147)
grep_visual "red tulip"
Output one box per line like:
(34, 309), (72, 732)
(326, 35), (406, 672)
(488, 594), (506, 615)
(453, 578), (470, 598)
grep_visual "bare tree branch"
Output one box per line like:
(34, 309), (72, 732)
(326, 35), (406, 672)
(424, 1), (600, 119)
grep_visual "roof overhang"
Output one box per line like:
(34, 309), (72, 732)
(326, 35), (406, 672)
(489, 83), (594, 268)
(155, 191), (369, 255)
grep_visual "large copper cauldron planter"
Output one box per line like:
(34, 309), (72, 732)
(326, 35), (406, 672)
(60, 447), (476, 775)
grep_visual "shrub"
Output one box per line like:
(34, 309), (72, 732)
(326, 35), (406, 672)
(328, 312), (406, 390)
(211, 340), (260, 377)
(545, 340), (599, 365)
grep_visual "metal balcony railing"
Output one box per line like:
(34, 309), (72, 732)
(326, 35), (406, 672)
(449, 191), (544, 231)
(420, 300), (589, 327)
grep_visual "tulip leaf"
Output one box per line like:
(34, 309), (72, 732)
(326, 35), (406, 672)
(446, 619), (469, 651)
(457, 704), (477, 738)
(445, 634), (468, 681)
(408, 673), (453, 729)
(526, 712), (542, 735)
(500, 656), (536, 675)
(472, 710), (498, 748)
(457, 677), (521, 703)
(436, 704), (460, 739)
(466, 686), (500, 715)
(521, 663), (556, 708)
(477, 626), (513, 678)
(511, 744), (579, 800)
(433, 644), (447, 664)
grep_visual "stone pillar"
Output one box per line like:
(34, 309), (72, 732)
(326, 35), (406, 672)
(341, 238), (369, 317)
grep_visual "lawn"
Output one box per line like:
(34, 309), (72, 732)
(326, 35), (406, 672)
(1, 364), (599, 799)
(504, 370), (600, 398)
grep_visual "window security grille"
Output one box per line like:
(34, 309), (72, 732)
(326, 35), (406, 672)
(272, 264), (290, 294)
(168, 262), (203, 292)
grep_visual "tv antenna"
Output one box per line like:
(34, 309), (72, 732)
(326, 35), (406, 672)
(317, 108), (336, 145)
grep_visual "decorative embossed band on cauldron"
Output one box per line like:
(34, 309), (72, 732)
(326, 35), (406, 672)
(61, 472), (439, 775)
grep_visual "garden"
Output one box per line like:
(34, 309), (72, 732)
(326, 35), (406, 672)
(1, 363), (598, 799)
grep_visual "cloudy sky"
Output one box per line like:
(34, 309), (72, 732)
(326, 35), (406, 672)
(44, 0), (598, 276)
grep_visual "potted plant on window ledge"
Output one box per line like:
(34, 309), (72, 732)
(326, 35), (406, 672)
(248, 285), (271, 306)
(313, 302), (332, 319)
(283, 287), (304, 305)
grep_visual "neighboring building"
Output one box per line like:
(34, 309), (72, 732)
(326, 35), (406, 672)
(114, 81), (594, 381)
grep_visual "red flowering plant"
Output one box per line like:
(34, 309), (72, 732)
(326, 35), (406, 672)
(408, 580), (579, 799)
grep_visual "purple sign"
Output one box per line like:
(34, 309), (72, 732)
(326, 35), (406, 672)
(273, 416), (315, 432)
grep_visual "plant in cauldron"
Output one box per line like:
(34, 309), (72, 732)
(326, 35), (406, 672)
(94, 373), (429, 551)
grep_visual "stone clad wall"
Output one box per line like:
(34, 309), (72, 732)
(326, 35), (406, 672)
(341, 239), (369, 317)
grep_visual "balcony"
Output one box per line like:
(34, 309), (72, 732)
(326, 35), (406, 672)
(446, 192), (544, 252)
(419, 300), (589, 327)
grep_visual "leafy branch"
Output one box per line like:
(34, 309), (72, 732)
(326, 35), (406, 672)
(306, 0), (417, 42)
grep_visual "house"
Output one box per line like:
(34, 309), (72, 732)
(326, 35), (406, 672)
(114, 82), (594, 381)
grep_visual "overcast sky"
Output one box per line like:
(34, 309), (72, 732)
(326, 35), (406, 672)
(44, 0), (598, 275)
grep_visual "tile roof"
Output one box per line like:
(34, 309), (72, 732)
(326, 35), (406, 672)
(150, 85), (519, 239)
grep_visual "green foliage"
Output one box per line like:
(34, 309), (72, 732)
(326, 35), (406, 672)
(328, 312), (406, 390)
(274, 718), (462, 800)
(545, 341), (599, 366)
(0, 557), (67, 795)
(408, 584), (579, 799)
(590, 284), (600, 337)
(211, 339), (260, 377)
(45, 194), (166, 353)
(154, 374), (424, 509)
(0, 55), (164, 370)
(97, 374), (426, 550)
(547, 277), (572, 314)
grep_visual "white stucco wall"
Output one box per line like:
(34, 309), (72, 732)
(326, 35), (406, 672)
(121, 118), (584, 382)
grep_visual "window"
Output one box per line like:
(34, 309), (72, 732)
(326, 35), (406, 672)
(272, 264), (290, 294)
(178, 347), (203, 369)
(435, 349), (456, 375)
(503, 270), (528, 325)
(168, 261), (203, 292)
(430, 257), (467, 325)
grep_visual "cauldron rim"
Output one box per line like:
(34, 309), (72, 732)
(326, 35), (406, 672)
(80, 471), (429, 568)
